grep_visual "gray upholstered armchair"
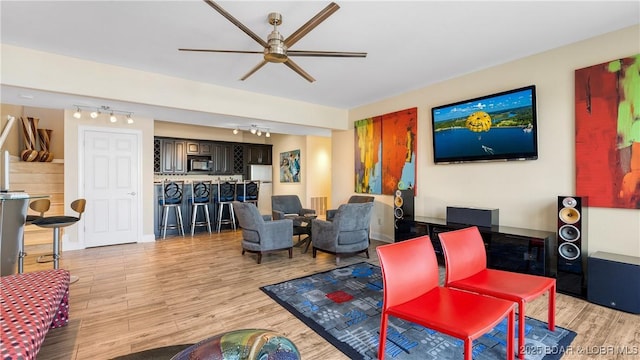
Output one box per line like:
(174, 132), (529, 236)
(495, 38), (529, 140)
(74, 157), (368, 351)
(271, 195), (316, 220)
(326, 195), (374, 221)
(233, 201), (294, 264)
(311, 202), (374, 264)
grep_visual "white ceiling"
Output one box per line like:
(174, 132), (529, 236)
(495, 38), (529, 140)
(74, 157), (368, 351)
(1, 1), (638, 136)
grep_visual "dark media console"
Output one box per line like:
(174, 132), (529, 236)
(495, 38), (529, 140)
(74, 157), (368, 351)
(395, 216), (556, 277)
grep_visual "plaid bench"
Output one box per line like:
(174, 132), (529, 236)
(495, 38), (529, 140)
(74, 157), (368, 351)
(1, 269), (70, 360)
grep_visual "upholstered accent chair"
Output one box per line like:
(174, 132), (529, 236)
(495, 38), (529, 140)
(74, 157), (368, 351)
(326, 195), (374, 221)
(271, 195), (316, 220)
(311, 202), (374, 264)
(233, 201), (294, 264)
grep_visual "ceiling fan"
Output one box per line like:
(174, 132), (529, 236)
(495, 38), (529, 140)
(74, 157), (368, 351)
(179, 0), (367, 82)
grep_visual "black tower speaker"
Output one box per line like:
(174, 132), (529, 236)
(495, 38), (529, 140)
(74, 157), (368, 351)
(556, 196), (587, 298)
(393, 189), (416, 242)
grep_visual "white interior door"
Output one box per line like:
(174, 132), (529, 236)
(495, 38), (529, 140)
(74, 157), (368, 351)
(82, 129), (140, 247)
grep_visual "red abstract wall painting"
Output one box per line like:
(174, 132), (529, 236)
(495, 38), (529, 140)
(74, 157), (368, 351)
(355, 107), (417, 195)
(575, 54), (640, 209)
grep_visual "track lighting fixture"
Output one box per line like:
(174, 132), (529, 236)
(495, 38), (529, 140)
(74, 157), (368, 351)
(73, 105), (134, 124)
(232, 124), (271, 137)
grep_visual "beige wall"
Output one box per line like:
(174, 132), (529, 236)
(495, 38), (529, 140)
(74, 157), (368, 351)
(0, 104), (23, 155)
(271, 134), (307, 203)
(335, 25), (640, 256)
(306, 136), (332, 213)
(23, 106), (64, 158)
(0, 104), (65, 158)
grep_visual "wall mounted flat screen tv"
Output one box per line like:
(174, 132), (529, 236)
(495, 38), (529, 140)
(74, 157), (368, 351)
(431, 85), (538, 164)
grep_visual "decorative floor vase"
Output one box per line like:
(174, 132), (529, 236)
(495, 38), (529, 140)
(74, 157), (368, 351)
(20, 117), (39, 162)
(37, 128), (54, 162)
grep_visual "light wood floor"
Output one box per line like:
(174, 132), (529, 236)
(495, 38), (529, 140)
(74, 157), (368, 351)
(23, 231), (639, 360)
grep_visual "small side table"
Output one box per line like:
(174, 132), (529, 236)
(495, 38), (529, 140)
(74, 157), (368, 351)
(292, 214), (317, 253)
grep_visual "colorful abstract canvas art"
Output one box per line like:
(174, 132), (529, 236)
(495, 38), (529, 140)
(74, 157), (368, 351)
(280, 149), (301, 183)
(575, 54), (640, 209)
(355, 108), (417, 195)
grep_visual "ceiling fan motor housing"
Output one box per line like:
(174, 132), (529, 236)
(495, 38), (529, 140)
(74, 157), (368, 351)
(265, 12), (287, 62)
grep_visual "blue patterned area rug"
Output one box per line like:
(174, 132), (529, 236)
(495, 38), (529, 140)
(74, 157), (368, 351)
(260, 262), (576, 360)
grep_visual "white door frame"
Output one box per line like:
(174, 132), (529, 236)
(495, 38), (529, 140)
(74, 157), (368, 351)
(77, 125), (143, 248)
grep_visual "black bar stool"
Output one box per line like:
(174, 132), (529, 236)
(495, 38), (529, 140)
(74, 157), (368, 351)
(236, 180), (260, 206)
(20, 198), (50, 273)
(215, 180), (236, 232)
(32, 198), (85, 282)
(189, 180), (212, 236)
(158, 180), (185, 238)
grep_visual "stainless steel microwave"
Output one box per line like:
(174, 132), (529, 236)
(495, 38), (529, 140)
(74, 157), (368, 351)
(189, 158), (213, 172)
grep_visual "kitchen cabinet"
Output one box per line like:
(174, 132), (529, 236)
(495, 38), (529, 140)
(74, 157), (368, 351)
(212, 143), (233, 174)
(186, 141), (213, 155)
(160, 139), (187, 174)
(154, 137), (255, 175)
(245, 144), (272, 165)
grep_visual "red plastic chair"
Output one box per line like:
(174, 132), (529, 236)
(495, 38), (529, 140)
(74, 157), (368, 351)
(438, 226), (556, 359)
(376, 236), (515, 360)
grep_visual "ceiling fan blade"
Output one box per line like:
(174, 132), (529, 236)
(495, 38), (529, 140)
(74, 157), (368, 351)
(203, 0), (268, 48)
(179, 48), (264, 54)
(287, 50), (367, 58)
(284, 59), (316, 83)
(284, 2), (340, 48)
(240, 60), (268, 81)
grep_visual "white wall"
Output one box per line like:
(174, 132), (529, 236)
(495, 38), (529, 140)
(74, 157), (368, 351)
(334, 25), (640, 257)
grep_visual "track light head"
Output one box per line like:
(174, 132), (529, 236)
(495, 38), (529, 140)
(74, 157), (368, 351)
(73, 107), (82, 119)
(109, 112), (117, 123)
(233, 128), (239, 135)
(266, 130), (271, 138)
(126, 114), (134, 124)
(90, 110), (99, 119)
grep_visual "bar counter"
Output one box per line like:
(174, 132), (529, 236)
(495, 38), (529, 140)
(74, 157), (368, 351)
(0, 193), (48, 276)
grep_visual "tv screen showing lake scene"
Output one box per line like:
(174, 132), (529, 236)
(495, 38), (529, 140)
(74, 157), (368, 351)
(431, 85), (538, 164)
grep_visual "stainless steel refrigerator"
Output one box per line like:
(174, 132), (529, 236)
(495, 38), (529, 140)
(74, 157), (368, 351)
(247, 165), (273, 215)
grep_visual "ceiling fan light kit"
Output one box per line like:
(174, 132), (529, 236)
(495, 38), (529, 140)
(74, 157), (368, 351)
(180, 1), (367, 82)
